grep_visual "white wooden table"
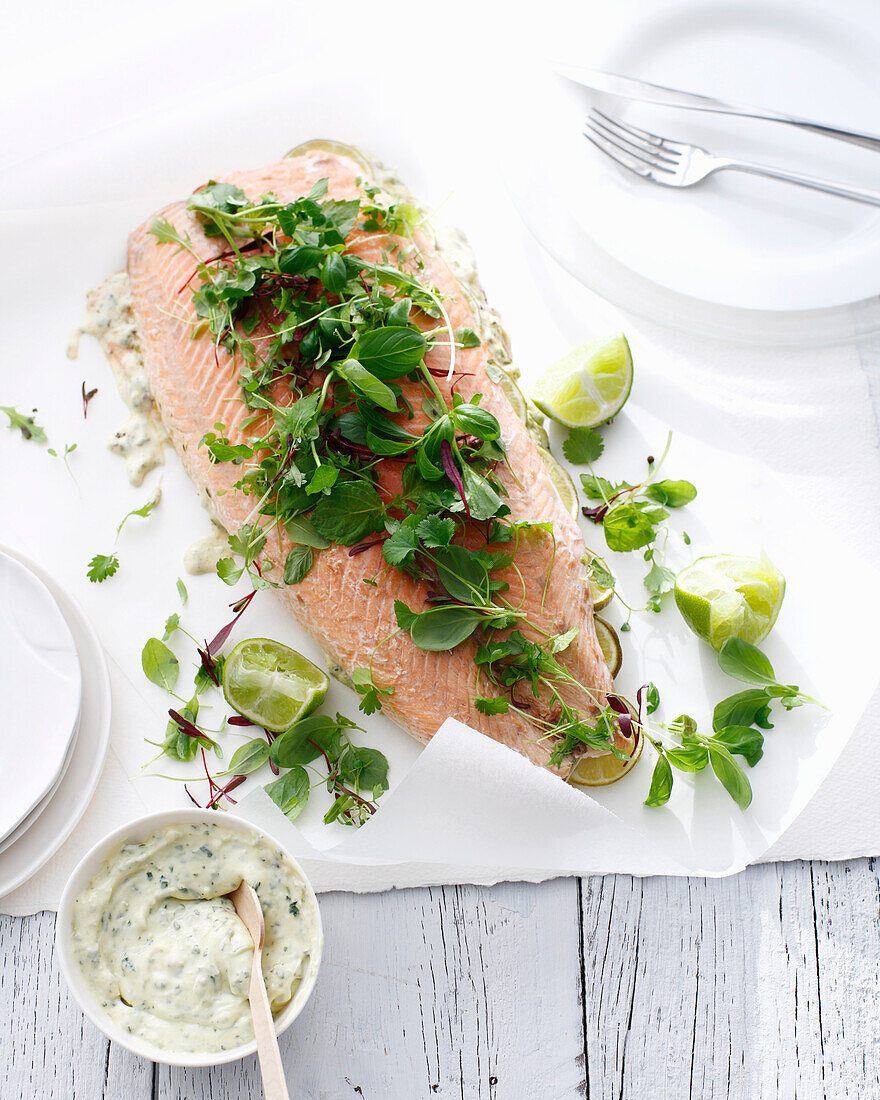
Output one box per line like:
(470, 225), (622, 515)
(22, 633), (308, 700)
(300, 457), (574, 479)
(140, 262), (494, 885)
(3, 859), (878, 1098)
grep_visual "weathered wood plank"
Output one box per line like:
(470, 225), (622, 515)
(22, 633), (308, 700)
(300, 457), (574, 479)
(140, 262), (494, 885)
(6, 860), (880, 1099)
(158, 878), (585, 1099)
(0, 911), (152, 1099)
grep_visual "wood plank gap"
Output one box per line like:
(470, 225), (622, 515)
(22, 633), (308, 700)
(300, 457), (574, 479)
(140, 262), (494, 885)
(576, 877), (590, 1100)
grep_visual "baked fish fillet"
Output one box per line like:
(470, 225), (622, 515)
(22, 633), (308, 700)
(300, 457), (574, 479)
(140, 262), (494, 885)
(125, 150), (614, 774)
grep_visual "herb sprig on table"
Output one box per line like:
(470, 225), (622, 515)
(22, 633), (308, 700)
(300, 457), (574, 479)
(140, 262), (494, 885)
(149, 176), (627, 768)
(564, 428), (696, 614)
(637, 638), (824, 810)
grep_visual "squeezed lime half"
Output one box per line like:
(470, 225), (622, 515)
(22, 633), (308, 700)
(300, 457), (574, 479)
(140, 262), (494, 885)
(674, 553), (785, 651)
(530, 334), (633, 428)
(223, 638), (329, 732)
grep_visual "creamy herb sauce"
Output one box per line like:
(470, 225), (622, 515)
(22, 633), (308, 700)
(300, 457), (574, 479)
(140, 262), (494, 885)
(68, 271), (167, 487)
(183, 523), (230, 576)
(71, 822), (320, 1054)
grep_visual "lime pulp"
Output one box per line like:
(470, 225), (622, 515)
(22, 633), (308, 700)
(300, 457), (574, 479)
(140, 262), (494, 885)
(674, 553), (785, 651)
(223, 638), (329, 732)
(530, 334), (633, 428)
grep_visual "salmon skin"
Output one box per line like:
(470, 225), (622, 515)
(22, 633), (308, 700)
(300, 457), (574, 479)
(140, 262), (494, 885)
(125, 149), (616, 775)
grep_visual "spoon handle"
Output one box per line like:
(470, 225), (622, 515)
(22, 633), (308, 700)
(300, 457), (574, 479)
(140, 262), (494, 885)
(248, 946), (291, 1100)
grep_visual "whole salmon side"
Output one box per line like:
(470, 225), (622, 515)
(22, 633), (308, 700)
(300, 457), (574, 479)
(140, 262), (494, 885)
(125, 151), (614, 775)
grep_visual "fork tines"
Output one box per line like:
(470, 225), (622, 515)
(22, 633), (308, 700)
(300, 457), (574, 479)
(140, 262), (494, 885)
(585, 109), (680, 179)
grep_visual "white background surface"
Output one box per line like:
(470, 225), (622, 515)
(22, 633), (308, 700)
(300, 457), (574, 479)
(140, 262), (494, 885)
(4, 0), (880, 910)
(3, 1), (880, 1094)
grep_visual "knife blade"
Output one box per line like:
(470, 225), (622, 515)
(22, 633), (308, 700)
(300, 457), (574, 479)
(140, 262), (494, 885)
(554, 63), (880, 154)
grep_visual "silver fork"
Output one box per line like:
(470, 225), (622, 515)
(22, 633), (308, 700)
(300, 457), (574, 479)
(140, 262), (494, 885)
(585, 109), (880, 207)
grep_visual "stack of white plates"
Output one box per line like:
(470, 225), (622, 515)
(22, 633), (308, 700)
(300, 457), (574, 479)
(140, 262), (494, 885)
(0, 549), (110, 897)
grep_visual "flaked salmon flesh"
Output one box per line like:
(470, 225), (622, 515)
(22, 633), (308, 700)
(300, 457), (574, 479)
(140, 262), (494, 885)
(125, 151), (614, 774)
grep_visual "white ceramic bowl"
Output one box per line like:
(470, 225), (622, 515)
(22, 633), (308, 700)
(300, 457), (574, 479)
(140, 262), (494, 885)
(56, 808), (323, 1066)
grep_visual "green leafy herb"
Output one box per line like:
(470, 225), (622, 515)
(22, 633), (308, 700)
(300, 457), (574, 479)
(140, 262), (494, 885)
(1, 406), (47, 443)
(265, 766), (311, 821)
(116, 494), (160, 537)
(562, 427), (604, 465)
(224, 739), (270, 776)
(87, 553), (119, 583)
(283, 545), (314, 585)
(163, 613), (180, 640)
(176, 578), (188, 604)
(352, 667), (394, 715)
(141, 637), (179, 692)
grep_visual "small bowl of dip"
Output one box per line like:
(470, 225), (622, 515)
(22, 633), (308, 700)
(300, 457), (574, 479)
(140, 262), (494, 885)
(56, 808), (323, 1066)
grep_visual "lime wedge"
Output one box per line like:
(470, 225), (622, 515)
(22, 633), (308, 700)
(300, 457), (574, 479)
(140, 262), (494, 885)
(223, 638), (329, 732)
(530, 334), (633, 428)
(497, 368), (529, 422)
(537, 446), (579, 519)
(593, 616), (622, 678)
(583, 549), (614, 611)
(674, 553), (785, 651)
(284, 138), (372, 175)
(569, 706), (641, 787)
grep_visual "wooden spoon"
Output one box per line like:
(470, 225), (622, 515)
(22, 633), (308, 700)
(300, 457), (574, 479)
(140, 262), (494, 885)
(230, 881), (291, 1100)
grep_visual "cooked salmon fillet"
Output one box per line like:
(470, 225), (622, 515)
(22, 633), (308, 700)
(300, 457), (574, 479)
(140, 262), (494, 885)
(125, 151), (614, 774)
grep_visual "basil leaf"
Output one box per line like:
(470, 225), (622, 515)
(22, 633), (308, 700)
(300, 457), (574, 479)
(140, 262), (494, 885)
(283, 515), (331, 549)
(355, 326), (427, 380)
(270, 716), (343, 767)
(665, 744), (709, 772)
(711, 725), (765, 767)
(335, 359), (399, 412)
(713, 689), (774, 731)
(227, 739), (270, 775)
(708, 745), (752, 810)
(407, 606), (484, 651)
(141, 637), (179, 692)
(310, 481), (386, 545)
(321, 251), (348, 294)
(644, 480), (697, 507)
(644, 754), (674, 807)
(718, 638), (777, 686)
(453, 404), (500, 441)
(265, 766), (311, 821)
(644, 682), (660, 715)
(283, 545), (314, 585)
(460, 465), (503, 521)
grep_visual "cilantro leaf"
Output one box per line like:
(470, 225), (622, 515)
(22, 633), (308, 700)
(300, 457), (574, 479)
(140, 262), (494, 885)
(163, 613), (180, 640)
(416, 514), (456, 548)
(116, 493), (160, 538)
(87, 553), (119, 583)
(474, 694), (509, 715)
(562, 427), (604, 465)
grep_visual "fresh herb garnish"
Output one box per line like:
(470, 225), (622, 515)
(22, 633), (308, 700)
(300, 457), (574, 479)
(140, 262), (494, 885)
(82, 383), (98, 418)
(580, 434), (695, 612)
(149, 175), (625, 769)
(639, 639), (824, 810)
(1, 406), (48, 443)
(87, 553), (120, 583)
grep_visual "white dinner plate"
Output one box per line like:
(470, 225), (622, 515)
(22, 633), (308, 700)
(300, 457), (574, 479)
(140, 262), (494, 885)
(0, 548), (111, 898)
(501, 0), (880, 341)
(0, 713), (80, 858)
(0, 550), (82, 842)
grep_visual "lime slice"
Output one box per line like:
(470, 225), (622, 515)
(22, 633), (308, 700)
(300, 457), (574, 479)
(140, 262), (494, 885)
(537, 446), (579, 519)
(531, 334), (633, 428)
(674, 553), (785, 651)
(582, 549), (614, 611)
(223, 638), (329, 732)
(285, 139), (373, 175)
(569, 728), (642, 787)
(593, 616), (623, 678)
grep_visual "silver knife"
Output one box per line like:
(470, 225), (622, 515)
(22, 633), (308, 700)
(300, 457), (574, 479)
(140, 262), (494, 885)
(555, 63), (880, 154)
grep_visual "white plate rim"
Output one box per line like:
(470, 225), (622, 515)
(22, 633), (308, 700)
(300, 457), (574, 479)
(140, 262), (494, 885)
(0, 550), (82, 841)
(0, 546), (111, 899)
